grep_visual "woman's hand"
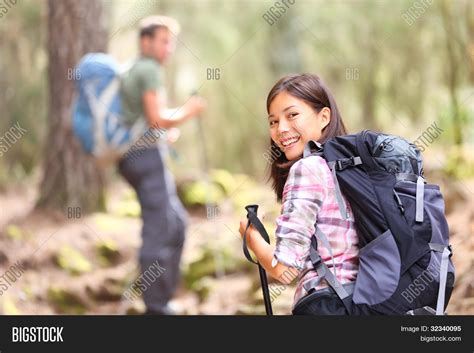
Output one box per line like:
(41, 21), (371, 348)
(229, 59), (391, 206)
(239, 212), (264, 245)
(239, 218), (260, 251)
(239, 218), (253, 241)
(238, 214), (295, 284)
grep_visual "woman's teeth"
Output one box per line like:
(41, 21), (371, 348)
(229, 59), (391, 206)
(281, 136), (300, 147)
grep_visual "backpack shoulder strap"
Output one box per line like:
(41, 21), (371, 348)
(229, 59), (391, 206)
(304, 228), (352, 313)
(303, 140), (324, 158)
(429, 244), (453, 315)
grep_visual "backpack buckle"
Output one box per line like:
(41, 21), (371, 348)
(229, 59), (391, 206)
(336, 156), (361, 171)
(309, 236), (322, 270)
(336, 159), (346, 171)
(310, 256), (322, 269)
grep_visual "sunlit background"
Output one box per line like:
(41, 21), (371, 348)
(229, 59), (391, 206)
(0, 0), (472, 315)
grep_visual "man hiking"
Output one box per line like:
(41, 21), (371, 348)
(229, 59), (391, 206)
(118, 15), (206, 315)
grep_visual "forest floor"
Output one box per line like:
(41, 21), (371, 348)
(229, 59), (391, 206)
(0, 172), (472, 315)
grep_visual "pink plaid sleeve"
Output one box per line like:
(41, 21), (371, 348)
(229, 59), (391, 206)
(273, 156), (327, 270)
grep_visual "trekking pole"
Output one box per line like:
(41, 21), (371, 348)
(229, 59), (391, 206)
(191, 90), (225, 278)
(243, 204), (273, 315)
(191, 91), (210, 173)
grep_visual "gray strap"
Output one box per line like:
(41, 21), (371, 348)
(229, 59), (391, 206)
(318, 262), (350, 299)
(436, 247), (451, 315)
(303, 261), (349, 300)
(405, 306), (437, 315)
(304, 232), (347, 300)
(304, 235), (323, 292)
(304, 234), (351, 314)
(303, 140), (324, 158)
(429, 243), (446, 253)
(304, 231), (339, 292)
(315, 227), (337, 277)
(415, 176), (424, 223)
(396, 173), (419, 183)
(428, 243), (452, 315)
(303, 275), (324, 292)
(328, 161), (349, 220)
(303, 275), (355, 297)
(86, 78), (121, 155)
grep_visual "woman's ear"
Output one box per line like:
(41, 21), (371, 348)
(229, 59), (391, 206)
(319, 107), (331, 129)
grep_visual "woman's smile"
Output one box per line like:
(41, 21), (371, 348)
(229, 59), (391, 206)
(268, 91), (331, 160)
(280, 135), (301, 150)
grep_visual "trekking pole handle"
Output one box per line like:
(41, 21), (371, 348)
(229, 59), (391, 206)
(245, 204), (259, 214)
(243, 205), (271, 264)
(245, 205), (270, 243)
(243, 204), (273, 316)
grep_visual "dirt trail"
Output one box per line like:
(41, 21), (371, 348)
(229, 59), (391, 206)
(0, 178), (472, 315)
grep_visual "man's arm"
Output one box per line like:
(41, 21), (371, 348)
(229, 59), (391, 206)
(142, 90), (205, 129)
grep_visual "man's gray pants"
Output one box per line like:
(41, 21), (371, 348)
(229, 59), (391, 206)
(118, 146), (187, 312)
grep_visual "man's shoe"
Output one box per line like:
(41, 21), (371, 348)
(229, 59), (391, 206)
(144, 305), (176, 316)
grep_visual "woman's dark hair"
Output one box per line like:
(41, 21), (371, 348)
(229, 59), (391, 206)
(266, 73), (347, 201)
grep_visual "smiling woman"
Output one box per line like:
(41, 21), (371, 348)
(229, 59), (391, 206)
(266, 74), (348, 201)
(239, 73), (360, 315)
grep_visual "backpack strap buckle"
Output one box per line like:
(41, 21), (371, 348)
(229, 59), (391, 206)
(335, 156), (362, 171)
(309, 235), (322, 269)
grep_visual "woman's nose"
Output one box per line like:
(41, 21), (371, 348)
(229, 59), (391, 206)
(277, 118), (290, 134)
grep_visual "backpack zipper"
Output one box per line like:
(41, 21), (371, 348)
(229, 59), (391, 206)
(393, 190), (405, 214)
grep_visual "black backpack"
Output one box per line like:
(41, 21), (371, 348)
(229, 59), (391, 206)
(300, 130), (455, 315)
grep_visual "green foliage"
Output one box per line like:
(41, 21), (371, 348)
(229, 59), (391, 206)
(0, 0), (47, 185)
(114, 198), (141, 218)
(179, 180), (226, 207)
(55, 246), (93, 276)
(444, 146), (474, 179)
(210, 169), (236, 196)
(439, 102), (473, 148)
(183, 245), (250, 290)
(2, 0), (472, 182)
(96, 239), (121, 267)
(5, 224), (24, 240)
(47, 287), (87, 314)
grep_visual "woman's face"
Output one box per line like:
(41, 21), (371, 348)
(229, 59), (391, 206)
(268, 91), (330, 161)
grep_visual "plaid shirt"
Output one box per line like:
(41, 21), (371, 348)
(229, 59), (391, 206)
(273, 155), (359, 307)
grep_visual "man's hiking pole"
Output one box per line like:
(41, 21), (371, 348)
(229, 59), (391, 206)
(243, 204), (273, 315)
(191, 91), (210, 174)
(192, 90), (225, 278)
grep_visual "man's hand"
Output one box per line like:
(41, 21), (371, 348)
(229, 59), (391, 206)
(184, 95), (207, 118)
(143, 91), (207, 129)
(166, 128), (180, 144)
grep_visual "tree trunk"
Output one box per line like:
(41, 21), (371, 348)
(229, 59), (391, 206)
(37, 0), (108, 213)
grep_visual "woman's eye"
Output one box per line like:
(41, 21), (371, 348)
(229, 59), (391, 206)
(288, 112), (299, 119)
(269, 120), (278, 127)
